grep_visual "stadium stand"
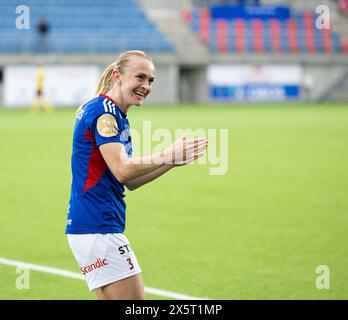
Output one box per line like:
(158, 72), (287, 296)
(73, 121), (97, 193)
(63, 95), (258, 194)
(1, 0), (348, 103)
(182, 4), (348, 54)
(0, 0), (174, 53)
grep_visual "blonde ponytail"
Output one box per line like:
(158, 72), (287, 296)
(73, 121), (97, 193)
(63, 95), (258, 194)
(95, 50), (153, 96)
(95, 63), (115, 96)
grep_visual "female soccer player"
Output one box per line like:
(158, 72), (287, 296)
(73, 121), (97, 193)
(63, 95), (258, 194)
(65, 50), (208, 300)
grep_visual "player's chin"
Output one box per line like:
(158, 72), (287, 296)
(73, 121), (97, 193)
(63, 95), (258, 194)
(133, 97), (145, 106)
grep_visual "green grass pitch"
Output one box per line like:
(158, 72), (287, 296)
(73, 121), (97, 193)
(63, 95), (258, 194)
(0, 102), (347, 299)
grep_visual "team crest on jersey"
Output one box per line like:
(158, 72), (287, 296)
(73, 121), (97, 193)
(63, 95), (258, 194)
(97, 114), (118, 137)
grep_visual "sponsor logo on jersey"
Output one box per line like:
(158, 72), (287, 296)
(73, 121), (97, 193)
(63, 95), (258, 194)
(118, 244), (132, 255)
(97, 114), (118, 138)
(80, 258), (108, 275)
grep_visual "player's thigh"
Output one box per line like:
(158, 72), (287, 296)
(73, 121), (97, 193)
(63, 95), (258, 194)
(95, 288), (107, 300)
(100, 273), (144, 300)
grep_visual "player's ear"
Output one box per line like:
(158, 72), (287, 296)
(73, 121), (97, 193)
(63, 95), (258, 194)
(112, 70), (122, 84)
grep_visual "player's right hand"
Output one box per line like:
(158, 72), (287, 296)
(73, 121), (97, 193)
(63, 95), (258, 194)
(163, 133), (208, 166)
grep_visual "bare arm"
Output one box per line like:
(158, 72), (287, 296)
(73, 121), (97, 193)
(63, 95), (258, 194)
(99, 142), (168, 184)
(99, 134), (208, 186)
(124, 164), (174, 191)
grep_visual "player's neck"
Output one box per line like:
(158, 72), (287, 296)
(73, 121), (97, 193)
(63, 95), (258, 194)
(104, 91), (129, 115)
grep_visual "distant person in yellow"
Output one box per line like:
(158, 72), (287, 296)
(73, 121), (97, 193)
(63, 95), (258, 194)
(32, 65), (53, 112)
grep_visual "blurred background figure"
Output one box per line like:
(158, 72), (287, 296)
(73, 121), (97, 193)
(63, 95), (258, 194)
(36, 16), (50, 53)
(31, 64), (53, 112)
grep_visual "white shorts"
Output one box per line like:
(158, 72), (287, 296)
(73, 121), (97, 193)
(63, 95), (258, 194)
(67, 233), (142, 292)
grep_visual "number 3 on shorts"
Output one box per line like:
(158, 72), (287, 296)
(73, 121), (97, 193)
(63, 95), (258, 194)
(127, 258), (134, 270)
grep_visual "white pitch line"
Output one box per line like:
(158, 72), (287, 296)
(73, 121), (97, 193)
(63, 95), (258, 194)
(0, 257), (207, 300)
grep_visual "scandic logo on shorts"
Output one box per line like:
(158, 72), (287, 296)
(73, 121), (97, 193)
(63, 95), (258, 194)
(80, 258), (108, 275)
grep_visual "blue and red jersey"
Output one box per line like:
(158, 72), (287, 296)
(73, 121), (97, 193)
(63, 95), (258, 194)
(65, 94), (132, 234)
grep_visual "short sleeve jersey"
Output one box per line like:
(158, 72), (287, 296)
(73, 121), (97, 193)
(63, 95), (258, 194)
(65, 94), (132, 234)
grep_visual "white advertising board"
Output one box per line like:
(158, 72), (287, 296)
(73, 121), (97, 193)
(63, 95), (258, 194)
(4, 65), (100, 107)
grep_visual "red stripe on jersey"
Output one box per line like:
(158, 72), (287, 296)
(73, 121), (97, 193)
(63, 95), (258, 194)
(83, 129), (107, 193)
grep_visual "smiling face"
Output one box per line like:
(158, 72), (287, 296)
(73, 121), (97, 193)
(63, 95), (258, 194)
(109, 57), (155, 112)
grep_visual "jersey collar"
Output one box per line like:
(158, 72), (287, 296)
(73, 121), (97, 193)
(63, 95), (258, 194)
(99, 94), (127, 117)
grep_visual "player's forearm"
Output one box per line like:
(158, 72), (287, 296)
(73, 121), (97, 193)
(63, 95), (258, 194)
(104, 135), (208, 184)
(125, 164), (174, 191)
(114, 152), (170, 184)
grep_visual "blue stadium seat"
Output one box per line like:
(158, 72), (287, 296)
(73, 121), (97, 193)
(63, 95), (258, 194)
(0, 0), (174, 53)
